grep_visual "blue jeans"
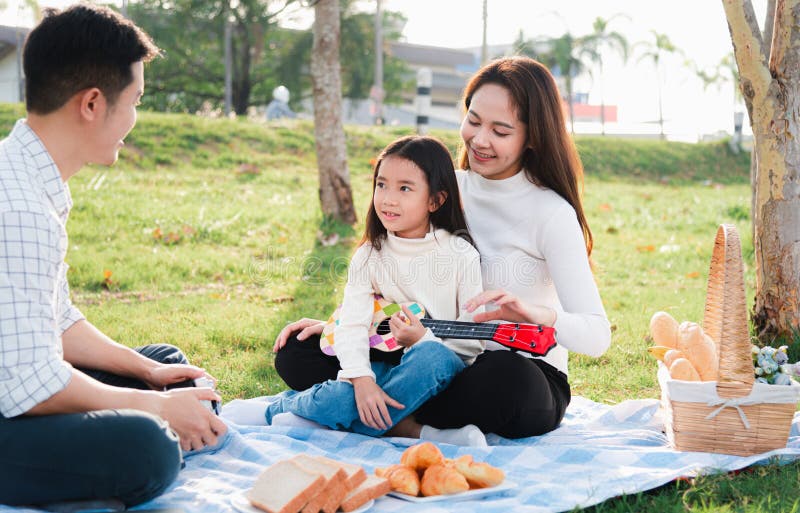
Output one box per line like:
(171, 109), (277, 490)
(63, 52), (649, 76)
(265, 340), (465, 436)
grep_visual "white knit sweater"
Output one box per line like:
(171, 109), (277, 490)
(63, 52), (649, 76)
(335, 228), (485, 381)
(456, 170), (611, 375)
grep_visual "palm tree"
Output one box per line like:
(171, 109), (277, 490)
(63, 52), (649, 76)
(538, 32), (588, 135)
(580, 15), (629, 135)
(635, 31), (680, 140)
(513, 30), (587, 135)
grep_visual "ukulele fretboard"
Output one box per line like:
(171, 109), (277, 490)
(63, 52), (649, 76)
(376, 318), (498, 340)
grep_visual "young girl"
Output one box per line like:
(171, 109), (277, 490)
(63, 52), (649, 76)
(266, 135), (486, 445)
(274, 57), (611, 440)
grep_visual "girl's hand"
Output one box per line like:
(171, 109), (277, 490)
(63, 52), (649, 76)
(465, 289), (557, 327)
(350, 376), (404, 430)
(273, 318), (325, 352)
(389, 305), (426, 347)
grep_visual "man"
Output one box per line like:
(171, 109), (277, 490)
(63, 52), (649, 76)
(265, 85), (296, 120)
(0, 4), (227, 508)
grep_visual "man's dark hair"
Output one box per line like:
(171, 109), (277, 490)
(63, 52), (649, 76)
(23, 3), (160, 114)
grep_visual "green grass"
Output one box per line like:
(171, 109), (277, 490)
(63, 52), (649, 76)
(1, 103), (796, 512)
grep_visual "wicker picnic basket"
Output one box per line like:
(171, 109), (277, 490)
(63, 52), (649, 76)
(659, 224), (800, 456)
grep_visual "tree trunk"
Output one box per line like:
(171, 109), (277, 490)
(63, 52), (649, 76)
(723, 0), (800, 340)
(750, 0), (776, 243)
(566, 77), (575, 135)
(657, 65), (665, 140)
(599, 61), (606, 136)
(311, 0), (357, 224)
(233, 22), (252, 116)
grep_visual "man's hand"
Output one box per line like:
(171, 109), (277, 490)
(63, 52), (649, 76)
(155, 388), (228, 452)
(273, 318), (325, 352)
(144, 363), (208, 390)
(350, 376), (404, 430)
(389, 305), (426, 347)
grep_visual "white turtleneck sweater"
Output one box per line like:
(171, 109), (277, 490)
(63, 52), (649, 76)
(456, 169), (611, 375)
(335, 228), (485, 381)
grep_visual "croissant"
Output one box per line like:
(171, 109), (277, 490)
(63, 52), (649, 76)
(375, 464), (420, 496)
(452, 455), (505, 489)
(420, 464), (469, 496)
(400, 442), (444, 472)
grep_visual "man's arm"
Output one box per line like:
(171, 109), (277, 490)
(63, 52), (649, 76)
(61, 319), (207, 390)
(25, 367), (227, 452)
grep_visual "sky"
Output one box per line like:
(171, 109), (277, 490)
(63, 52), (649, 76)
(1, 0), (770, 140)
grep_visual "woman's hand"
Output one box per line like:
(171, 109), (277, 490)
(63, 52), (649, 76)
(465, 289), (557, 327)
(350, 376), (404, 430)
(388, 305), (426, 347)
(273, 318), (325, 352)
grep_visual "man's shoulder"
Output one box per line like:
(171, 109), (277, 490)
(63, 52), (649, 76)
(0, 143), (47, 216)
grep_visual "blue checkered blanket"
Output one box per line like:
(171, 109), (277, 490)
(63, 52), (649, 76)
(4, 396), (800, 513)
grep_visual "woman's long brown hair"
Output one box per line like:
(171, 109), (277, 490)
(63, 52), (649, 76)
(458, 56), (593, 257)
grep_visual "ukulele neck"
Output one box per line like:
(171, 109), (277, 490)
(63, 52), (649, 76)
(419, 319), (497, 340)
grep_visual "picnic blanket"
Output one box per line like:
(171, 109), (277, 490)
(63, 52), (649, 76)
(4, 395), (800, 513)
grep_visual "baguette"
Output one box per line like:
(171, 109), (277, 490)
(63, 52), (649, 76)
(663, 349), (686, 368)
(669, 357), (701, 381)
(650, 311), (679, 348)
(677, 322), (718, 381)
(246, 460), (326, 513)
(339, 475), (391, 512)
(292, 455), (348, 513)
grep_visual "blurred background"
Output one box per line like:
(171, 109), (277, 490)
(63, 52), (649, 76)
(0, 0), (767, 142)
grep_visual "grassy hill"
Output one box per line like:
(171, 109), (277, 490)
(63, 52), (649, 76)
(1, 103), (751, 184)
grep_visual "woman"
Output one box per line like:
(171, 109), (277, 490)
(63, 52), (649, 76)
(273, 56), (611, 439)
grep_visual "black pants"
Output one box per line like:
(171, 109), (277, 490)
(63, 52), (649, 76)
(275, 334), (570, 438)
(0, 344), (186, 508)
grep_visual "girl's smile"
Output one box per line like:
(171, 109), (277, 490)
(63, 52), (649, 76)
(373, 155), (438, 239)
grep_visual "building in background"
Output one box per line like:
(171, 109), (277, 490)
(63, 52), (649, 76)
(0, 25), (27, 104)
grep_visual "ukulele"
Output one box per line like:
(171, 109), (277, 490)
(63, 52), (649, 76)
(320, 294), (556, 357)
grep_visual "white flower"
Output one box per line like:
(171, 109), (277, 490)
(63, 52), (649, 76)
(774, 373), (792, 386)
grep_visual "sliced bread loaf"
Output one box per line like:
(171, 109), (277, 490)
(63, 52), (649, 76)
(339, 474), (391, 513)
(315, 456), (367, 490)
(246, 459), (326, 513)
(293, 454), (348, 513)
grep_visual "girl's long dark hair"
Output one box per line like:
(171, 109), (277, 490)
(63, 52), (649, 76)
(363, 135), (472, 250)
(458, 56), (594, 257)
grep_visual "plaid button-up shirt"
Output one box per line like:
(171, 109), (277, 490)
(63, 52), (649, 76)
(1, 119), (85, 418)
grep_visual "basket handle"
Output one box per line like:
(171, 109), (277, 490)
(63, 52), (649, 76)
(703, 224), (754, 396)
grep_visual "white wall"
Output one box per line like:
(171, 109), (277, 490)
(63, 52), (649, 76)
(0, 53), (23, 103)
